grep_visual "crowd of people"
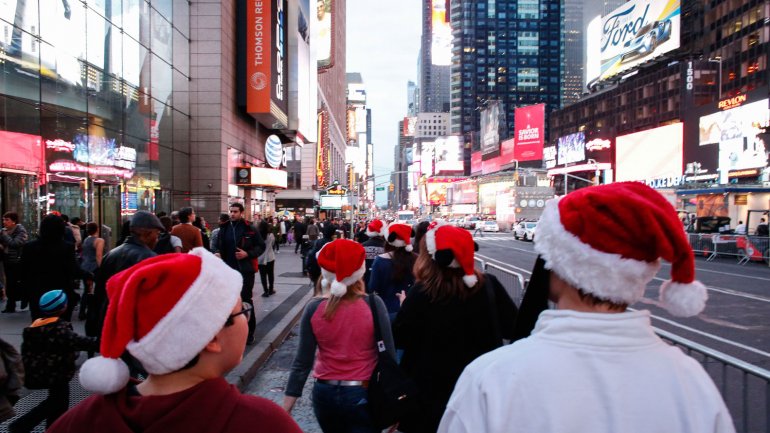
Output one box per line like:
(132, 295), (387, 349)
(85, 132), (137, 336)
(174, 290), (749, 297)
(0, 183), (738, 433)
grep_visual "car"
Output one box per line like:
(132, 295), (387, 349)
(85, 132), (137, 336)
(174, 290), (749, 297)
(513, 221), (538, 241)
(462, 216), (481, 230)
(620, 20), (672, 63)
(481, 220), (500, 232)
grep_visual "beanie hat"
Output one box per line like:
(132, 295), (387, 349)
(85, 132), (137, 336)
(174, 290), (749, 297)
(385, 223), (414, 252)
(79, 248), (242, 395)
(425, 221), (479, 287)
(366, 219), (385, 237)
(39, 290), (67, 316)
(534, 182), (707, 317)
(316, 239), (366, 297)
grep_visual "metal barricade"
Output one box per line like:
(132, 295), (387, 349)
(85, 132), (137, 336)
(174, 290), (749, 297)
(687, 233), (770, 266)
(483, 262), (526, 307)
(474, 257), (486, 272)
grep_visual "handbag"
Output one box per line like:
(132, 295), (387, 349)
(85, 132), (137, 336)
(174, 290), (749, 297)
(367, 295), (419, 429)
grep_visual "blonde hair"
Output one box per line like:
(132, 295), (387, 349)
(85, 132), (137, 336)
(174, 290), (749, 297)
(322, 280), (366, 320)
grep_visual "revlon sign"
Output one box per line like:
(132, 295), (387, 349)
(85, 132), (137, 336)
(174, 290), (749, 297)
(718, 94), (748, 111)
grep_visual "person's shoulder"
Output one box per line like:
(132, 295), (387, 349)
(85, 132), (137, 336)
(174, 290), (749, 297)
(47, 394), (108, 432)
(230, 395), (302, 431)
(377, 252), (392, 259)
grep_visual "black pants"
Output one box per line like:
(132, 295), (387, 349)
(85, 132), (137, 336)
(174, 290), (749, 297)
(258, 261), (275, 294)
(2, 262), (23, 311)
(8, 381), (69, 432)
(241, 271), (256, 338)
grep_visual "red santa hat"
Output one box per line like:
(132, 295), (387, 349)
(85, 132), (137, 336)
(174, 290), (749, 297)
(424, 222), (479, 287)
(366, 219), (386, 237)
(316, 239), (366, 296)
(79, 248), (242, 394)
(534, 182), (707, 317)
(385, 223), (414, 252)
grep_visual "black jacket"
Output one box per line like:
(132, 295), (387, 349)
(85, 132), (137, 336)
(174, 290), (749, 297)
(87, 236), (157, 337)
(361, 237), (385, 286)
(20, 239), (81, 296)
(21, 319), (97, 389)
(215, 219), (265, 274)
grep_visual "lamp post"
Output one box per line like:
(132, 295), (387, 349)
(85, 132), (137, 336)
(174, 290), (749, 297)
(708, 56), (722, 99)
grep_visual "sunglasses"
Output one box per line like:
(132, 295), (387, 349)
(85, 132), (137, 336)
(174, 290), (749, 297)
(225, 302), (253, 327)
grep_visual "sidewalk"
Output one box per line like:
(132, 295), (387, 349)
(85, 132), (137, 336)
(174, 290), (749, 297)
(0, 246), (313, 432)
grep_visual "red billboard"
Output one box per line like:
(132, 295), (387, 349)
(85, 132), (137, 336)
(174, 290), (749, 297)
(500, 137), (516, 166)
(514, 104), (545, 161)
(246, 0), (288, 129)
(471, 151), (482, 174)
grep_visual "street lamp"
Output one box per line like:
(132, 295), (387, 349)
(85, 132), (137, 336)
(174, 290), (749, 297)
(708, 56), (722, 99)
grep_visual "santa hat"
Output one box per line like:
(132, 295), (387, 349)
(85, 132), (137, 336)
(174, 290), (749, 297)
(534, 182), (707, 317)
(316, 239), (366, 297)
(425, 221), (479, 287)
(366, 219), (385, 237)
(385, 223), (414, 252)
(79, 248), (242, 394)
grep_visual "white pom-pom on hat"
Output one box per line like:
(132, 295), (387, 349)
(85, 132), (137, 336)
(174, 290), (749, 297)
(463, 274), (478, 288)
(79, 356), (130, 395)
(405, 244), (413, 252)
(660, 280), (708, 317)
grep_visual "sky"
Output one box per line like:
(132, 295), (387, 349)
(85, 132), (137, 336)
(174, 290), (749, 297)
(346, 0), (422, 206)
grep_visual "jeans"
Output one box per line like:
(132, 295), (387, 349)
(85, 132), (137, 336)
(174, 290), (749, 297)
(258, 260), (275, 294)
(241, 272), (256, 339)
(8, 381), (69, 432)
(312, 382), (378, 433)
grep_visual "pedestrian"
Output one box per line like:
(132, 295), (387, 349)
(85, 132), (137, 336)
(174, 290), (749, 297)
(355, 221), (369, 243)
(209, 213), (229, 254)
(411, 221), (430, 254)
(0, 337), (23, 423)
(153, 216), (183, 255)
(292, 216), (307, 254)
(368, 223), (416, 322)
(87, 211), (163, 342)
(170, 207), (203, 253)
(49, 250), (303, 433)
(734, 220), (747, 235)
(438, 182), (734, 433)
(283, 239), (395, 433)
(306, 217), (320, 241)
(77, 222), (105, 321)
(20, 215), (83, 321)
(756, 218), (768, 236)
(393, 222), (518, 433)
(9, 290), (98, 433)
(257, 221), (276, 297)
(272, 218), (282, 252)
(214, 203), (265, 345)
(280, 216), (289, 245)
(361, 219), (386, 287)
(193, 216), (210, 251)
(59, 215), (80, 249)
(305, 225), (337, 285)
(0, 212), (28, 313)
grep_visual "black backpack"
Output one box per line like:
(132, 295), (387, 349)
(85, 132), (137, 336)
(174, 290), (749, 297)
(154, 233), (175, 255)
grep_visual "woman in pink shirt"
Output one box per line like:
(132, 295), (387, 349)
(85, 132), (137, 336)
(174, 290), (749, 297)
(283, 239), (395, 433)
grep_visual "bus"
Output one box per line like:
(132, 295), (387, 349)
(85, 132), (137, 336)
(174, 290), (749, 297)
(397, 210), (415, 223)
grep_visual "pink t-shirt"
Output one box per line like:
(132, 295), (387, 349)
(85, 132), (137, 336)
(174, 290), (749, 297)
(311, 298), (377, 381)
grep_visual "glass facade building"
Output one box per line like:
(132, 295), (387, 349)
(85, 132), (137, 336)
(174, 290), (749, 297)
(0, 0), (190, 240)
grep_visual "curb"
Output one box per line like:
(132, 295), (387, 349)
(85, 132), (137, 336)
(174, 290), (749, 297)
(226, 285), (313, 391)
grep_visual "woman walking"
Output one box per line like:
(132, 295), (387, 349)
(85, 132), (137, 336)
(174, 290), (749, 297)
(257, 221), (276, 297)
(77, 223), (104, 320)
(393, 222), (518, 433)
(368, 223), (417, 321)
(283, 239), (395, 433)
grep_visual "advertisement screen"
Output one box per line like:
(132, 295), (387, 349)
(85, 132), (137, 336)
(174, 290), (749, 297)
(434, 136), (464, 173)
(431, 0), (452, 66)
(514, 104), (545, 161)
(320, 194), (343, 210)
(616, 123), (683, 183)
(557, 132), (586, 165)
(247, 0), (289, 126)
(420, 142), (434, 176)
(450, 182), (477, 204)
(315, 0), (333, 68)
(698, 98), (769, 184)
(289, 0), (317, 142)
(597, 0), (681, 82)
(471, 151), (482, 174)
(427, 181), (450, 206)
(480, 101), (500, 156)
(500, 138), (517, 166)
(543, 146), (557, 169)
(403, 117), (417, 137)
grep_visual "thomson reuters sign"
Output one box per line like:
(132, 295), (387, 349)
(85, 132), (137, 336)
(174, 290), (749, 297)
(246, 0), (288, 128)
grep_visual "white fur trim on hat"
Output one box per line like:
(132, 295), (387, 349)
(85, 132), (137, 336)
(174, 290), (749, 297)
(329, 262), (366, 297)
(405, 244), (413, 252)
(424, 221), (448, 257)
(534, 199), (660, 306)
(659, 280), (708, 317)
(366, 229), (382, 237)
(79, 356), (130, 395)
(125, 248), (242, 375)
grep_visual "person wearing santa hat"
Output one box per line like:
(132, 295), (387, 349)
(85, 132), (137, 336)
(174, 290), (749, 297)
(439, 182), (734, 433)
(367, 223), (417, 321)
(360, 219), (387, 286)
(391, 222), (518, 433)
(47, 248), (302, 433)
(283, 239), (395, 433)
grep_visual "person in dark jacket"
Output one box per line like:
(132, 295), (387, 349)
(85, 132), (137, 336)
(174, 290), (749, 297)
(361, 219), (387, 286)
(86, 211), (162, 340)
(215, 203), (266, 345)
(19, 215), (84, 321)
(1, 212), (29, 313)
(9, 290), (97, 433)
(304, 224), (337, 285)
(0, 337), (23, 423)
(292, 216), (307, 254)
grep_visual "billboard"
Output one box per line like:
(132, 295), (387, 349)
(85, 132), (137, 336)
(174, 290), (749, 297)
(500, 138), (517, 167)
(246, 0), (289, 129)
(420, 142), (435, 176)
(471, 151), (482, 174)
(315, 0), (333, 68)
(288, 0), (317, 142)
(698, 98), (769, 184)
(543, 145), (557, 169)
(480, 101), (501, 156)
(434, 136), (464, 173)
(514, 104), (545, 161)
(426, 181), (450, 206)
(557, 132), (586, 165)
(234, 167), (288, 188)
(403, 117), (417, 137)
(616, 123), (683, 185)
(431, 0), (452, 66)
(597, 0), (681, 82)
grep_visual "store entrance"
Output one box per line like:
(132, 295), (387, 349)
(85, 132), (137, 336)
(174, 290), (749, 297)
(94, 184), (121, 250)
(0, 172), (39, 233)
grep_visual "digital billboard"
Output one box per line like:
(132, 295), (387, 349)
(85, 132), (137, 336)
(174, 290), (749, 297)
(500, 138), (517, 167)
(698, 98), (769, 184)
(480, 101), (501, 156)
(543, 146), (557, 169)
(426, 181), (450, 206)
(434, 136), (464, 173)
(403, 117), (417, 137)
(597, 0), (681, 82)
(288, 0), (317, 142)
(420, 142), (435, 176)
(431, 0), (452, 66)
(616, 123), (683, 185)
(315, 0), (333, 68)
(471, 151), (482, 174)
(557, 132), (586, 165)
(514, 104), (545, 161)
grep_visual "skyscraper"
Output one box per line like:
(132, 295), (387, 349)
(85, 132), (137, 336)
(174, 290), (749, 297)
(420, 0), (452, 113)
(450, 0), (563, 142)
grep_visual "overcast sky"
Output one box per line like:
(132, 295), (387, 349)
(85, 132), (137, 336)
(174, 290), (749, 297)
(346, 0), (421, 205)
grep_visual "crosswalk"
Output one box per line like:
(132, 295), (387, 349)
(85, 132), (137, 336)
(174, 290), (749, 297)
(471, 233), (517, 241)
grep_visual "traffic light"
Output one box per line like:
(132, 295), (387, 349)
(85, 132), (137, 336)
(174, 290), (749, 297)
(389, 183), (394, 192)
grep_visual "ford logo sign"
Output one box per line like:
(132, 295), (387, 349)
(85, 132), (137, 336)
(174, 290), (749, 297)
(265, 135), (284, 168)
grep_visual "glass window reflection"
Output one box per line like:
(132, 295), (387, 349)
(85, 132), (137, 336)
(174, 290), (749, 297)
(172, 0), (189, 37)
(172, 29), (189, 76)
(87, 8), (109, 70)
(151, 54), (173, 105)
(41, 0), (86, 59)
(0, 27), (41, 101)
(39, 42), (88, 114)
(151, 7), (172, 62)
(0, 0), (39, 36)
(123, 82), (151, 140)
(172, 70), (189, 114)
(153, 1), (172, 25)
(172, 109), (189, 153)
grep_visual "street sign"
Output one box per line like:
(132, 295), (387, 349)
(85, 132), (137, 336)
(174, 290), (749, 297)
(375, 186), (386, 191)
